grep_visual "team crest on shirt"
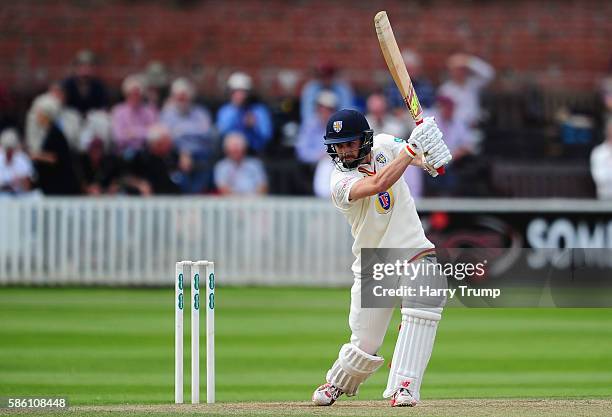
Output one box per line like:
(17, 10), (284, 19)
(375, 188), (394, 214)
(333, 121), (343, 132)
(375, 153), (387, 165)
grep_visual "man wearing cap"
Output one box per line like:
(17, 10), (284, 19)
(312, 109), (451, 407)
(217, 72), (273, 153)
(438, 53), (494, 129)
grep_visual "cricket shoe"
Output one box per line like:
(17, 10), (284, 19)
(312, 383), (344, 406)
(390, 380), (418, 407)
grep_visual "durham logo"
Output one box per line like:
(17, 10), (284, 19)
(375, 189), (394, 214)
(333, 120), (342, 132)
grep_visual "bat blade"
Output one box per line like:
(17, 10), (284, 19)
(375, 10), (445, 174)
(374, 11), (423, 124)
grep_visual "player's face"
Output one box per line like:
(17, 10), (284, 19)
(334, 140), (361, 163)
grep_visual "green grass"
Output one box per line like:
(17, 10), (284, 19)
(0, 287), (611, 406)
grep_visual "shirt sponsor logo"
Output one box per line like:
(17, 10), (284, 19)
(375, 189), (394, 214)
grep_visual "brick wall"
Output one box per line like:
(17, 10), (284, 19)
(1, 0), (610, 97)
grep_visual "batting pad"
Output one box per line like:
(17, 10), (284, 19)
(326, 343), (385, 396)
(383, 307), (442, 399)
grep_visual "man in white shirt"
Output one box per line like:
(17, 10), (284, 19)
(591, 118), (612, 199)
(0, 129), (33, 194)
(311, 109), (451, 407)
(438, 54), (495, 129)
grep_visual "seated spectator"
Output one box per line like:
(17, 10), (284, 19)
(295, 90), (338, 164)
(78, 112), (123, 195)
(428, 95), (475, 162)
(424, 95), (482, 197)
(301, 62), (354, 122)
(161, 78), (216, 193)
(217, 72), (273, 153)
(26, 83), (82, 153)
(590, 118), (612, 199)
(62, 49), (109, 116)
(365, 92), (407, 138)
(386, 49), (435, 115)
(214, 132), (267, 195)
(0, 128), (33, 194)
(124, 124), (181, 195)
(438, 53), (495, 129)
(111, 74), (158, 158)
(30, 95), (81, 195)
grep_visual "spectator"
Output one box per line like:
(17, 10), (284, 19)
(424, 95), (484, 197)
(30, 95), (80, 195)
(214, 132), (268, 195)
(125, 124), (181, 195)
(365, 92), (407, 139)
(26, 83), (82, 153)
(438, 53), (495, 128)
(0, 128), (33, 194)
(161, 78), (216, 193)
(386, 49), (436, 114)
(273, 69), (302, 149)
(111, 74), (158, 158)
(428, 95), (475, 162)
(295, 90), (338, 164)
(217, 72), (273, 153)
(62, 49), (109, 115)
(590, 118), (612, 199)
(300, 62), (354, 122)
(144, 60), (170, 110)
(78, 111), (122, 195)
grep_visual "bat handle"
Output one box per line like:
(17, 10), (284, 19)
(415, 119), (445, 175)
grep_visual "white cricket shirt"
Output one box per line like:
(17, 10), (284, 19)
(330, 133), (434, 275)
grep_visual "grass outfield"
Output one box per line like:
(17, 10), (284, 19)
(0, 287), (611, 411)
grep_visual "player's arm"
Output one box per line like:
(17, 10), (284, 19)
(348, 124), (430, 201)
(348, 148), (415, 201)
(348, 118), (451, 202)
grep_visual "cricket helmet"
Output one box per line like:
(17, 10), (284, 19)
(324, 109), (373, 170)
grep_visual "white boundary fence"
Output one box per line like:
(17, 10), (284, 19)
(1, 197), (611, 286)
(0, 197), (354, 286)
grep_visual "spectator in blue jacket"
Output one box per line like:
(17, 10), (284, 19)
(217, 72), (273, 153)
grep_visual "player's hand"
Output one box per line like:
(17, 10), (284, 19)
(404, 119), (429, 158)
(419, 117), (452, 177)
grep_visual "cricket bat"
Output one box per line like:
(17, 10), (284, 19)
(374, 10), (445, 175)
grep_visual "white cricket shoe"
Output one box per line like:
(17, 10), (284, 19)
(312, 382), (344, 406)
(390, 380), (418, 407)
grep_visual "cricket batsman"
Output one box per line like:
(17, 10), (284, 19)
(312, 109), (452, 407)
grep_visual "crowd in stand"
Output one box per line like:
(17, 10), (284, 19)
(2, 48), (611, 199)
